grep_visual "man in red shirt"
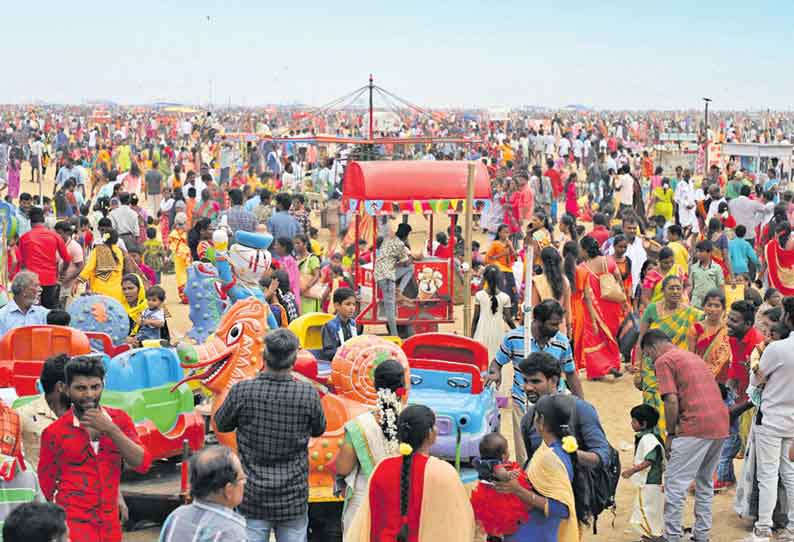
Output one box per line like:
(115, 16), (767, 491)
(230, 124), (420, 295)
(18, 207), (70, 310)
(727, 300), (765, 402)
(641, 329), (728, 542)
(588, 213), (611, 247)
(543, 159), (562, 223)
(38, 356), (151, 542)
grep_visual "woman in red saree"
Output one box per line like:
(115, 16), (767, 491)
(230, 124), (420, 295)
(687, 289), (732, 383)
(575, 237), (624, 380)
(346, 405), (474, 542)
(765, 221), (794, 296)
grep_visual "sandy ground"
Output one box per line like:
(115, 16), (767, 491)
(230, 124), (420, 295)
(13, 164), (753, 542)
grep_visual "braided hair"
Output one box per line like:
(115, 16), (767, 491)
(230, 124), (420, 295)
(396, 405), (436, 542)
(482, 265), (501, 314)
(374, 360), (406, 455)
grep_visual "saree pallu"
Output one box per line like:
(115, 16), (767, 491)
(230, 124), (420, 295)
(765, 239), (794, 296)
(691, 322), (732, 383)
(575, 264), (622, 379)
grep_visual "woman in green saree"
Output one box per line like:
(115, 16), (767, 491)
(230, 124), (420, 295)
(335, 359), (408, 535)
(636, 275), (703, 440)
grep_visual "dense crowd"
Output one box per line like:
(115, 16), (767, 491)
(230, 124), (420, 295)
(0, 106), (792, 542)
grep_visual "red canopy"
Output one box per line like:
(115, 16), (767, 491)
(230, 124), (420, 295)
(342, 160), (491, 203)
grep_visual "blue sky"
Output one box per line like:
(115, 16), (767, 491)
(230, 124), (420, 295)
(4, 0), (792, 109)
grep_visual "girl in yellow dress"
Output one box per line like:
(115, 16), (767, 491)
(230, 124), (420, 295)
(168, 212), (191, 303)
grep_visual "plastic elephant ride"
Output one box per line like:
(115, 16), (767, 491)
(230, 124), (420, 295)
(402, 333), (499, 464)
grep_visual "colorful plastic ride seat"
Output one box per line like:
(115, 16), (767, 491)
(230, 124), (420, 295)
(308, 393), (368, 501)
(103, 347), (204, 460)
(407, 357), (499, 463)
(330, 335), (410, 405)
(289, 313), (334, 350)
(0, 326), (92, 396)
(402, 332), (490, 373)
(68, 295), (131, 349)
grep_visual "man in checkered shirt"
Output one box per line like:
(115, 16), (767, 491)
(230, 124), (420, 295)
(215, 329), (326, 541)
(221, 188), (258, 235)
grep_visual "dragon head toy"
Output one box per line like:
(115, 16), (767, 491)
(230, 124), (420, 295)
(175, 298), (268, 449)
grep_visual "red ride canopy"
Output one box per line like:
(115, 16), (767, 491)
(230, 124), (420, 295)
(342, 160), (491, 204)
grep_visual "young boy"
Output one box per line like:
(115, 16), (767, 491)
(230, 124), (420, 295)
(728, 225), (760, 280)
(689, 239), (724, 309)
(319, 287), (358, 362)
(623, 404), (664, 538)
(136, 286), (166, 343)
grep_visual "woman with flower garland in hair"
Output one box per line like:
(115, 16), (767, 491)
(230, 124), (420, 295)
(346, 404), (474, 542)
(495, 394), (579, 542)
(336, 360), (408, 534)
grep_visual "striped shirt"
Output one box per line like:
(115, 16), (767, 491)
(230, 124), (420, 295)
(495, 328), (575, 411)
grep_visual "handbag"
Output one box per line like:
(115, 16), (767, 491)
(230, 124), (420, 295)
(591, 258), (625, 303)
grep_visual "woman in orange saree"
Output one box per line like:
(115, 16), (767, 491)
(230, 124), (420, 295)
(574, 237), (623, 379)
(687, 289), (732, 383)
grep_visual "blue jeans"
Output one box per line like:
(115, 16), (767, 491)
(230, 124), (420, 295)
(247, 515), (308, 542)
(716, 432), (742, 483)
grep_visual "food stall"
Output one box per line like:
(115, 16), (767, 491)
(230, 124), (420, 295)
(342, 160), (491, 333)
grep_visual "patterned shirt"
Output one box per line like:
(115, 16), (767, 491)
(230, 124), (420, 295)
(655, 347), (729, 440)
(290, 209), (312, 235)
(374, 236), (408, 282)
(159, 501), (250, 542)
(495, 329), (575, 410)
(214, 372), (326, 521)
(222, 205), (258, 235)
(38, 407), (152, 542)
(690, 261), (724, 309)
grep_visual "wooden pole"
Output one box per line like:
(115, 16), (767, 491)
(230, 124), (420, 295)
(463, 162), (475, 337)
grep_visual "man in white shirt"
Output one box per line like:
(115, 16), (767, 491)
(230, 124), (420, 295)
(29, 137), (44, 184)
(558, 136), (571, 160)
(705, 184), (727, 222)
(729, 184), (765, 243)
(605, 214), (647, 291)
(544, 133), (555, 159)
(614, 165), (634, 215)
(674, 170), (699, 234)
(108, 194), (140, 251)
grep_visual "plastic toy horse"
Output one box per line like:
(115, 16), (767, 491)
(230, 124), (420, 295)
(174, 298), (271, 449)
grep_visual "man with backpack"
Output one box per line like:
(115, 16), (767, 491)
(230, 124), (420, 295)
(519, 352), (620, 533)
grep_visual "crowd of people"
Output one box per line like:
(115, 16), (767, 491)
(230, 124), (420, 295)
(0, 105), (792, 542)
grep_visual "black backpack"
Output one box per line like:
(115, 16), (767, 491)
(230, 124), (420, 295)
(521, 396), (621, 534)
(565, 396), (621, 535)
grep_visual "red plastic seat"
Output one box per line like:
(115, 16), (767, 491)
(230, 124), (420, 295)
(0, 326), (91, 395)
(402, 333), (490, 373)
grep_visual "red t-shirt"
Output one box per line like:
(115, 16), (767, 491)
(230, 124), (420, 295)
(589, 225), (611, 247)
(369, 454), (428, 542)
(729, 327), (765, 401)
(656, 348), (729, 440)
(433, 244), (452, 259)
(544, 168), (563, 198)
(18, 224), (71, 286)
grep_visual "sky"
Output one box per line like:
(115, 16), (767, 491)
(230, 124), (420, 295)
(4, 0), (792, 110)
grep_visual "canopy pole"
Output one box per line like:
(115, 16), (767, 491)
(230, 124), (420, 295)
(463, 163), (475, 337)
(523, 245), (534, 358)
